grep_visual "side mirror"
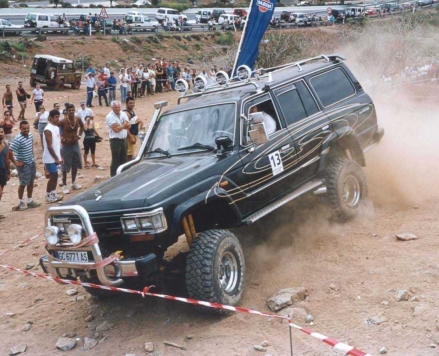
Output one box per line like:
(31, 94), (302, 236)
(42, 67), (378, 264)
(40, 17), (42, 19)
(215, 136), (233, 152)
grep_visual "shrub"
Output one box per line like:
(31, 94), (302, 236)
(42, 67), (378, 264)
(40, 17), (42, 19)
(61, 1), (73, 7)
(111, 36), (120, 43)
(131, 36), (142, 44)
(36, 34), (47, 42)
(215, 32), (233, 45)
(10, 42), (26, 52)
(173, 35), (182, 41)
(163, 3), (189, 12)
(89, 3), (96, 7)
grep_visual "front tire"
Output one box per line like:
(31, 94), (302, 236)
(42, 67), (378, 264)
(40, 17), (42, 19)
(71, 77), (81, 89)
(186, 229), (245, 310)
(325, 158), (368, 221)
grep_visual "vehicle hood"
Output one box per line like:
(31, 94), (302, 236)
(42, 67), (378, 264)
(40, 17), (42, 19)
(64, 154), (219, 212)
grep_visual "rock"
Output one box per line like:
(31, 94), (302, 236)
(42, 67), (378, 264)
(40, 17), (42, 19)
(267, 287), (306, 312)
(186, 334), (194, 340)
(305, 314), (314, 323)
(34, 297), (43, 303)
(25, 263), (35, 270)
(55, 337), (76, 351)
(253, 345), (266, 352)
(66, 289), (78, 296)
(6, 312), (16, 317)
(261, 340), (269, 347)
(395, 290), (409, 302)
(396, 233), (418, 241)
(22, 323), (32, 331)
(98, 167), (105, 171)
(75, 295), (86, 302)
(381, 301), (389, 306)
(329, 283), (339, 291)
(413, 304), (429, 317)
(11, 169), (18, 177)
(9, 343), (26, 355)
(366, 313), (387, 325)
(278, 307), (308, 321)
(85, 314), (94, 322)
(430, 344), (436, 348)
(96, 320), (114, 332)
(379, 346), (388, 354)
(411, 296), (419, 302)
(83, 337), (98, 350)
(145, 342), (154, 352)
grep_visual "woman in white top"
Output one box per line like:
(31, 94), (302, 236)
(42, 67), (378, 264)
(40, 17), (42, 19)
(34, 105), (49, 148)
(30, 84), (44, 113)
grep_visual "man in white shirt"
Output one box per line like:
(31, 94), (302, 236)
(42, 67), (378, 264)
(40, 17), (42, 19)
(119, 69), (130, 103)
(76, 101), (94, 124)
(250, 105), (277, 136)
(106, 100), (131, 176)
(102, 63), (110, 77)
(85, 73), (96, 108)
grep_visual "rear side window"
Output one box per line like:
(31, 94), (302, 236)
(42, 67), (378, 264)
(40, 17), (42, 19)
(40, 15), (49, 21)
(158, 9), (165, 14)
(310, 68), (355, 107)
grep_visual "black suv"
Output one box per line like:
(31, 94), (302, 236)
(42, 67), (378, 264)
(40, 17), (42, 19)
(280, 10), (292, 21)
(40, 54), (384, 308)
(212, 9), (226, 20)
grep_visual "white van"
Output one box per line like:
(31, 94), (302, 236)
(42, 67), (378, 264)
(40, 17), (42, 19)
(218, 14), (239, 29)
(348, 7), (365, 17)
(24, 13), (69, 31)
(195, 10), (212, 23)
(125, 11), (160, 30)
(155, 8), (188, 23)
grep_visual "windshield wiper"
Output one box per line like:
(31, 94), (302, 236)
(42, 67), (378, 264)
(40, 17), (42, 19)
(143, 148), (171, 158)
(178, 143), (216, 152)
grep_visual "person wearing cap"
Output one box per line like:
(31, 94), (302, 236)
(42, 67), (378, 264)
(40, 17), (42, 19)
(76, 101), (94, 124)
(85, 72), (96, 108)
(107, 72), (117, 102)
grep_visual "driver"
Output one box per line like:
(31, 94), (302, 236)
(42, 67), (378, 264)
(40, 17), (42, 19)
(250, 105), (276, 136)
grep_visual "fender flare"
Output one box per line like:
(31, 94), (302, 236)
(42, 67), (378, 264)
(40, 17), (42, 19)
(169, 187), (242, 238)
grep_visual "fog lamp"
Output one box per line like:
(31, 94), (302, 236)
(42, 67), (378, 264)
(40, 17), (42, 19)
(67, 224), (83, 244)
(44, 226), (60, 245)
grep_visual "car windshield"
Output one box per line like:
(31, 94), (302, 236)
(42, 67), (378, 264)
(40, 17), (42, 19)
(147, 104), (236, 155)
(27, 14), (36, 20)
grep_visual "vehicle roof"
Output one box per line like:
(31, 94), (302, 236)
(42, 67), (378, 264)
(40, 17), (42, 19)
(169, 55), (345, 113)
(157, 7), (178, 11)
(34, 54), (73, 63)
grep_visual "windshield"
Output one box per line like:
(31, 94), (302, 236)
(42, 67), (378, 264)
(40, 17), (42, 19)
(27, 14), (37, 20)
(147, 104), (236, 154)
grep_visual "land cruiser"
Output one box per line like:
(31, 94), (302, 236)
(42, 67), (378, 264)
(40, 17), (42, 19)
(40, 54), (384, 308)
(30, 55), (82, 90)
(124, 11), (159, 31)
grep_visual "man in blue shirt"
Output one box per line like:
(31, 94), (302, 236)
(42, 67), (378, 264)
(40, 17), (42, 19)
(107, 71), (117, 102)
(9, 121), (41, 211)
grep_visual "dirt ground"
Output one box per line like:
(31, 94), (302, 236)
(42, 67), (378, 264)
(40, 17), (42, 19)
(2, 39), (439, 356)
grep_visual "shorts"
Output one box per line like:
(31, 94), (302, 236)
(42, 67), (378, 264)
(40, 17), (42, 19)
(19, 101), (27, 110)
(16, 161), (36, 186)
(5, 100), (12, 109)
(0, 168), (7, 186)
(4, 134), (14, 144)
(38, 122), (48, 136)
(127, 136), (137, 156)
(45, 163), (58, 174)
(61, 143), (82, 172)
(83, 137), (96, 155)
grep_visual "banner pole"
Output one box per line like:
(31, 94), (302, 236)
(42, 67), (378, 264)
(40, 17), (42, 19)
(231, 0), (254, 75)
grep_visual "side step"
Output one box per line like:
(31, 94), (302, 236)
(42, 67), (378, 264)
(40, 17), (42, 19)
(243, 179), (324, 224)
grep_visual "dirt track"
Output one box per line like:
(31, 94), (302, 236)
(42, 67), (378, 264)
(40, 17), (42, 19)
(2, 49), (439, 355)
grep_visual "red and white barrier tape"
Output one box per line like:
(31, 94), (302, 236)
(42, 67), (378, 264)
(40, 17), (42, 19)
(0, 232), (43, 258)
(0, 259), (372, 356)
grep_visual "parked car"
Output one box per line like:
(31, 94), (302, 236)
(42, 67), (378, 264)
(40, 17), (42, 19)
(211, 9), (226, 20)
(132, 0), (151, 5)
(290, 12), (310, 26)
(30, 54), (82, 90)
(40, 54), (384, 308)
(0, 19), (24, 35)
(233, 8), (248, 17)
(124, 11), (159, 31)
(195, 10), (211, 23)
(280, 10), (292, 21)
(24, 13), (69, 33)
(218, 14), (239, 30)
(155, 8), (187, 24)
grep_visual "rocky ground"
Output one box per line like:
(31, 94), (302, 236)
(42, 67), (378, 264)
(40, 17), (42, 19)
(2, 37), (439, 356)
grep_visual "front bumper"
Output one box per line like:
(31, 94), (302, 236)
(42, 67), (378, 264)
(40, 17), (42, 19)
(41, 205), (157, 286)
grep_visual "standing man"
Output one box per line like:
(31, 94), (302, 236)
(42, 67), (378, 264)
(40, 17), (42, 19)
(2, 85), (16, 122)
(124, 97), (144, 161)
(43, 111), (63, 203)
(106, 100), (130, 177)
(102, 62), (111, 77)
(0, 126), (11, 221)
(16, 81), (30, 121)
(9, 121), (40, 211)
(85, 63), (96, 75)
(97, 70), (109, 107)
(76, 101), (94, 124)
(85, 72), (96, 108)
(59, 104), (84, 194)
(107, 71), (117, 102)
(119, 69), (130, 103)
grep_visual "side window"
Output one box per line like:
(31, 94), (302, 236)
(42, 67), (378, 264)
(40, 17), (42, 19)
(243, 97), (280, 145)
(40, 15), (48, 21)
(295, 81), (319, 116)
(158, 9), (164, 14)
(310, 68), (355, 107)
(276, 86), (307, 126)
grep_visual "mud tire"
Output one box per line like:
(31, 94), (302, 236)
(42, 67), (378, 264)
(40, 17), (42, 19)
(71, 77), (81, 90)
(55, 80), (65, 91)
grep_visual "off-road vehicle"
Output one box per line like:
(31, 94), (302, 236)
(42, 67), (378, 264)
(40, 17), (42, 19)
(40, 54), (384, 308)
(30, 55), (82, 91)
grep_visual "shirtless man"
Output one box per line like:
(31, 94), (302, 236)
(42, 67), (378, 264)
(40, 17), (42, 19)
(59, 104), (84, 194)
(124, 96), (144, 161)
(2, 85), (16, 122)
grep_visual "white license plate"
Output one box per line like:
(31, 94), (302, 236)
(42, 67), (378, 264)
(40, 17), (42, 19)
(56, 251), (88, 262)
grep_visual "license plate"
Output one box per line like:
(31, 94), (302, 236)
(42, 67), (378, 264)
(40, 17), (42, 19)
(55, 251), (88, 262)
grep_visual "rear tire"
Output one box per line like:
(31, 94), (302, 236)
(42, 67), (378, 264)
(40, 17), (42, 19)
(325, 158), (367, 221)
(55, 79), (65, 91)
(186, 229), (245, 312)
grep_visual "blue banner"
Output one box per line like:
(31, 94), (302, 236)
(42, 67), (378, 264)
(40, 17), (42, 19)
(233, 0), (276, 74)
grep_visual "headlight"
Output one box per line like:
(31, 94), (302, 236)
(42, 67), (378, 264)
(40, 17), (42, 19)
(138, 216), (153, 229)
(44, 226), (60, 245)
(122, 218), (138, 232)
(67, 224), (83, 244)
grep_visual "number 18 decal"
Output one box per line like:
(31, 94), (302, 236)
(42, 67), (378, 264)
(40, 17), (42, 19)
(269, 151), (284, 176)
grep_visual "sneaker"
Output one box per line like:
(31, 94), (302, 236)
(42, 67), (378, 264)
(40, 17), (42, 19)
(18, 201), (28, 211)
(27, 201), (41, 209)
(71, 182), (82, 190)
(47, 194), (63, 204)
(62, 185), (70, 194)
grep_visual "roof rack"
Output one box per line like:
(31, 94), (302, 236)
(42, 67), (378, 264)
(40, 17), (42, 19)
(177, 81), (259, 104)
(261, 53), (346, 74)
